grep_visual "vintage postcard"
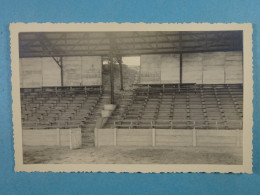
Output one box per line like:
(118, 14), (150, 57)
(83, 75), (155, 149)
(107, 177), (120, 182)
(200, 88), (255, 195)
(10, 23), (253, 173)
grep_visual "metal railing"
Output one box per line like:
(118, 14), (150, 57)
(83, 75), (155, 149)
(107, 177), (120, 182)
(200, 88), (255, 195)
(113, 119), (243, 130)
(22, 121), (83, 130)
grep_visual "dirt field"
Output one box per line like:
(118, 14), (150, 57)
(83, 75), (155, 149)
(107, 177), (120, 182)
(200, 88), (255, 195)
(23, 146), (242, 164)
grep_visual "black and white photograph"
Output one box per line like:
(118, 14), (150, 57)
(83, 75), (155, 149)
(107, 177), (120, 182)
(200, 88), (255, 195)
(10, 23), (253, 173)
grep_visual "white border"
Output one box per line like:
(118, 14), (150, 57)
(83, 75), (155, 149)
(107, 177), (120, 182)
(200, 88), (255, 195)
(10, 23), (253, 173)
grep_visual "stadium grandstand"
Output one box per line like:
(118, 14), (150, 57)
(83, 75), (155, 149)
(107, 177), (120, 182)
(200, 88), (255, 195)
(19, 31), (243, 147)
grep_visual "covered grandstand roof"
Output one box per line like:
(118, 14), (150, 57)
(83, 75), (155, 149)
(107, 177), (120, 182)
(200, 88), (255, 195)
(19, 31), (243, 58)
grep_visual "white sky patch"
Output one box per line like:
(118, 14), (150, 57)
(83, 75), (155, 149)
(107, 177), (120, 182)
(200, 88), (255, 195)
(122, 56), (140, 66)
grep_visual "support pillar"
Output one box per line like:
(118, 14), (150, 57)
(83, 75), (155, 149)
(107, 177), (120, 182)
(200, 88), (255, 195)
(119, 58), (124, 90)
(110, 58), (115, 104)
(180, 53), (182, 85)
(60, 57), (64, 87)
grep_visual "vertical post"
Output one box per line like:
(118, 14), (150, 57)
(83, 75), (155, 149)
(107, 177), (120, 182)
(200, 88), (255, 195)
(202, 71), (204, 85)
(224, 66), (226, 84)
(79, 128), (82, 147)
(114, 128), (117, 146)
(152, 128), (156, 147)
(163, 84), (165, 92)
(110, 57), (115, 104)
(236, 129), (240, 147)
(94, 128), (98, 147)
(192, 128), (197, 147)
(41, 57), (43, 87)
(100, 86), (102, 94)
(101, 58), (104, 91)
(113, 121), (116, 128)
(60, 57), (64, 87)
(69, 129), (72, 150)
(119, 57), (124, 90)
(180, 53), (183, 85)
(56, 128), (61, 146)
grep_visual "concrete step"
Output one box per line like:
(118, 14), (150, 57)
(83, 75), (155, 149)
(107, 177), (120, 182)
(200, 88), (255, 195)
(82, 136), (94, 142)
(82, 142), (94, 147)
(82, 128), (94, 132)
(82, 131), (94, 135)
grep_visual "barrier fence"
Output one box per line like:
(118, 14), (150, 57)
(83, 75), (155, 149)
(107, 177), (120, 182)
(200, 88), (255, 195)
(95, 128), (242, 147)
(22, 128), (82, 149)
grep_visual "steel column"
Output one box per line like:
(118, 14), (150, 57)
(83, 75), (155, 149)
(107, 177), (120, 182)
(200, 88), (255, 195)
(60, 57), (64, 86)
(119, 58), (124, 90)
(110, 58), (115, 104)
(180, 53), (183, 85)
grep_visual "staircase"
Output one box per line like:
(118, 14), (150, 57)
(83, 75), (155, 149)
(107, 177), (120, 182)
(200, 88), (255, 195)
(81, 93), (110, 147)
(103, 90), (134, 128)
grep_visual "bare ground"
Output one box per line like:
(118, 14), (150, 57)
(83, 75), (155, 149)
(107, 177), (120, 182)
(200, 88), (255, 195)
(23, 146), (242, 164)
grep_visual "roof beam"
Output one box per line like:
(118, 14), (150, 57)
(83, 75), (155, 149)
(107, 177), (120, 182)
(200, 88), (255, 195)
(21, 44), (238, 54)
(19, 31), (242, 41)
(20, 37), (241, 49)
(20, 48), (242, 58)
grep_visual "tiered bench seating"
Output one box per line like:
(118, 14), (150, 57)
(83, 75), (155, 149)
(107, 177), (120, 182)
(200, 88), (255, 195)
(21, 86), (103, 129)
(110, 84), (243, 130)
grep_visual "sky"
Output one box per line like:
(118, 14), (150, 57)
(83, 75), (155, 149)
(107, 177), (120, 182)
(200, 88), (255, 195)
(122, 56), (140, 66)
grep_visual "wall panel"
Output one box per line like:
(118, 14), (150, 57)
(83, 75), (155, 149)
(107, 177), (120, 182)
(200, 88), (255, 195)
(225, 51), (243, 83)
(203, 65), (225, 84)
(140, 55), (161, 84)
(63, 57), (82, 86)
(202, 52), (226, 66)
(20, 58), (43, 88)
(20, 56), (103, 88)
(202, 52), (225, 84)
(161, 54), (180, 83)
(19, 51), (242, 88)
(42, 57), (61, 86)
(82, 56), (102, 86)
(183, 53), (203, 84)
(182, 51), (242, 84)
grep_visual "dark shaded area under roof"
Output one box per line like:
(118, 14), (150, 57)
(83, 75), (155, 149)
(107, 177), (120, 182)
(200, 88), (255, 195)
(19, 31), (243, 58)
